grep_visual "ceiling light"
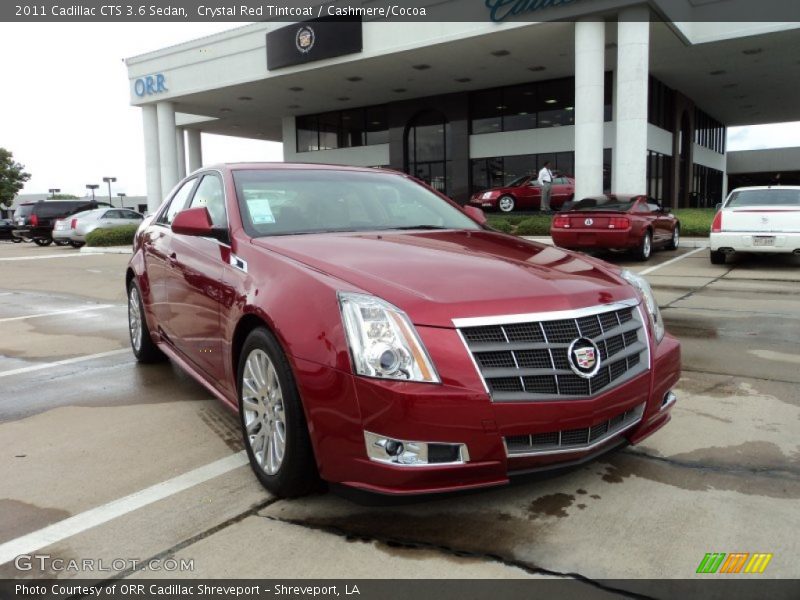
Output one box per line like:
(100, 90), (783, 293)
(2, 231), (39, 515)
(393, 88), (407, 93)
(455, 77), (472, 83)
(412, 64), (431, 70)
(742, 48), (762, 55)
(496, 105), (507, 110)
(709, 70), (726, 76)
(231, 125), (240, 129)
(337, 96), (351, 101)
(289, 86), (304, 92)
(238, 96), (253, 101)
(370, 121), (382, 125)
(287, 104), (301, 109)
(528, 65), (546, 72)
(491, 50), (510, 57)
(346, 76), (363, 82)
(722, 83), (738, 88)
(565, 106), (574, 111)
(523, 91), (534, 96)
(545, 99), (558, 104)
(220, 108), (232, 113)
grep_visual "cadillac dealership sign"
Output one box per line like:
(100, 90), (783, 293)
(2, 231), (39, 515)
(485, 0), (583, 22)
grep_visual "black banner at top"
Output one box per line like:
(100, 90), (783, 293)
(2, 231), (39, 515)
(266, 18), (363, 71)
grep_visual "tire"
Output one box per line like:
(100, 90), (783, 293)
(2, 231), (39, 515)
(635, 231), (652, 261)
(710, 250), (726, 265)
(33, 238), (53, 247)
(127, 280), (166, 363)
(12, 238), (21, 244)
(497, 195), (515, 213)
(69, 241), (84, 248)
(238, 327), (320, 498)
(54, 240), (69, 247)
(667, 225), (680, 250)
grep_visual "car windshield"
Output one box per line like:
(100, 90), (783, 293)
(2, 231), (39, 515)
(726, 189), (800, 207)
(568, 197), (636, 212)
(233, 169), (481, 236)
(507, 175), (532, 187)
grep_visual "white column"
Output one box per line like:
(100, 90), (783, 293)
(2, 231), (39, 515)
(574, 18), (606, 199)
(176, 127), (187, 179)
(141, 105), (162, 213)
(156, 101), (179, 199)
(186, 129), (203, 172)
(614, 6), (650, 195)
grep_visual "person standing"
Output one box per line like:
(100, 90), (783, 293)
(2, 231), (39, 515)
(537, 161), (554, 211)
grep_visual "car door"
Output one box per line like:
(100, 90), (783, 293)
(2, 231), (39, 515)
(647, 198), (672, 243)
(165, 172), (229, 381)
(633, 199), (662, 243)
(516, 178), (540, 209)
(142, 178), (197, 332)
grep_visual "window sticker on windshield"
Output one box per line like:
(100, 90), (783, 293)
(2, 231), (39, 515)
(247, 198), (276, 224)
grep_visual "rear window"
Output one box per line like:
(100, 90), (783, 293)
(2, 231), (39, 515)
(568, 197), (636, 212)
(14, 205), (34, 218)
(34, 202), (83, 218)
(727, 189), (800, 207)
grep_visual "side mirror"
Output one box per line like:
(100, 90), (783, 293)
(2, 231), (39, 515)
(715, 203), (722, 211)
(172, 207), (214, 236)
(463, 205), (488, 226)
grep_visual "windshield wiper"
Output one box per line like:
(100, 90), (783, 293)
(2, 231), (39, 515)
(382, 225), (451, 231)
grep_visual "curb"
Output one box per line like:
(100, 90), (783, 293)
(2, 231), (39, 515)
(522, 236), (709, 249)
(79, 246), (133, 255)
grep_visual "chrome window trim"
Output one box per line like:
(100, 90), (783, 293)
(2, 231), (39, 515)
(451, 298), (640, 328)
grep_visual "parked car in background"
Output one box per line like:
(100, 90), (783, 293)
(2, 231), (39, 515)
(126, 163), (680, 498)
(70, 208), (144, 246)
(53, 210), (96, 248)
(13, 200), (112, 246)
(0, 218), (21, 242)
(469, 175), (575, 212)
(551, 194), (680, 261)
(709, 186), (800, 264)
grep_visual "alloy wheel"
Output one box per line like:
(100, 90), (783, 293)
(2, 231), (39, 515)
(242, 349), (287, 475)
(128, 286), (142, 352)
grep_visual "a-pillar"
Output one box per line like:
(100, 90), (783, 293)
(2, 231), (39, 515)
(176, 127), (187, 179)
(186, 129), (203, 173)
(614, 6), (650, 195)
(156, 101), (179, 199)
(574, 18), (606, 199)
(141, 105), (162, 214)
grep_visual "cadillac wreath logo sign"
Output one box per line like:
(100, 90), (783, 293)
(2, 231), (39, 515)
(567, 337), (602, 378)
(295, 25), (315, 54)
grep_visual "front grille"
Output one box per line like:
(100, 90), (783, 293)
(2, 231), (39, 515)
(458, 303), (649, 401)
(504, 403), (645, 456)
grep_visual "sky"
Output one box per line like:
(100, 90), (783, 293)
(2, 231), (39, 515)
(1, 23), (799, 199)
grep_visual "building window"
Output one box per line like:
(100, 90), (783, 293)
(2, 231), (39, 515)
(406, 111), (451, 194)
(692, 164), (724, 207)
(648, 76), (675, 131)
(646, 151), (673, 204)
(469, 152), (575, 194)
(295, 105), (389, 153)
(694, 108), (726, 154)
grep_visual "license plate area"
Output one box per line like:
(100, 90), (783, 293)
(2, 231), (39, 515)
(753, 236), (775, 247)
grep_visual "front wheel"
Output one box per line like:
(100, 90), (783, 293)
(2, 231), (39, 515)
(33, 238), (53, 247)
(238, 328), (320, 498)
(12, 238), (21, 244)
(667, 225), (680, 250)
(69, 241), (84, 248)
(497, 195), (515, 213)
(127, 280), (165, 363)
(635, 231), (652, 261)
(54, 240), (69, 247)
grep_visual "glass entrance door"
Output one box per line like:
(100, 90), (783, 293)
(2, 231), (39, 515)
(405, 111), (451, 195)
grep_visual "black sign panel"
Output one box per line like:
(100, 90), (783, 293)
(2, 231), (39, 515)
(267, 18), (362, 71)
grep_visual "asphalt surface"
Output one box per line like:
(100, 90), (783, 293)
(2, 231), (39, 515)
(0, 239), (798, 586)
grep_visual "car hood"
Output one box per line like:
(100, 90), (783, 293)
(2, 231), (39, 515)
(252, 230), (636, 328)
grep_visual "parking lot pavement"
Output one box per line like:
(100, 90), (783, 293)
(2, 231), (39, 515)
(0, 241), (798, 584)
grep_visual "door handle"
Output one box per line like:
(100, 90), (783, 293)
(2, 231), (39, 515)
(168, 252), (177, 265)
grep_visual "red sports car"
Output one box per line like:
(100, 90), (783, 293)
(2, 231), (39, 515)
(126, 164), (680, 497)
(469, 175), (575, 212)
(551, 194), (681, 261)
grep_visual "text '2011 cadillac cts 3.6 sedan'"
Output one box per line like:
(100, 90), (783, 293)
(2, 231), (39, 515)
(126, 164), (681, 498)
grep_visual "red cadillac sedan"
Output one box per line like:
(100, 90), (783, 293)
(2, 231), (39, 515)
(551, 194), (681, 261)
(469, 175), (575, 212)
(126, 164), (680, 498)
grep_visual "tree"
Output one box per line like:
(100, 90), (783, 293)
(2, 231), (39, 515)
(51, 194), (79, 199)
(0, 148), (31, 209)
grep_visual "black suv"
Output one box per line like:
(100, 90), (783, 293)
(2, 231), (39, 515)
(12, 200), (112, 246)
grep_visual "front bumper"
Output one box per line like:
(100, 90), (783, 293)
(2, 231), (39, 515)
(292, 332), (681, 496)
(469, 198), (498, 209)
(710, 231), (800, 253)
(552, 229), (637, 250)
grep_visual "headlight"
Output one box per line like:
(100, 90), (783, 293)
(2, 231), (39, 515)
(620, 269), (664, 343)
(338, 292), (440, 383)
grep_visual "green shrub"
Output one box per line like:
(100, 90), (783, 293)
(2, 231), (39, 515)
(490, 220), (514, 234)
(85, 225), (139, 247)
(673, 209), (714, 237)
(514, 216), (552, 236)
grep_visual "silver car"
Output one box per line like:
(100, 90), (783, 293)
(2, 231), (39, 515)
(53, 209), (96, 247)
(71, 208), (144, 246)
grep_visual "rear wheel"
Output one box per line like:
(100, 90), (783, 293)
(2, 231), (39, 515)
(12, 238), (21, 244)
(667, 225), (680, 250)
(497, 195), (515, 213)
(33, 238), (52, 247)
(69, 241), (84, 248)
(127, 280), (165, 363)
(238, 327), (320, 498)
(634, 231), (652, 261)
(710, 250), (726, 265)
(54, 240), (69, 247)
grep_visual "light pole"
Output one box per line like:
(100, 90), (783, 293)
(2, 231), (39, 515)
(102, 177), (117, 205)
(48, 188), (61, 199)
(86, 184), (99, 201)
(117, 192), (127, 208)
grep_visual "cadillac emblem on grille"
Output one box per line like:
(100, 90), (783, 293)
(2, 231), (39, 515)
(567, 337), (601, 378)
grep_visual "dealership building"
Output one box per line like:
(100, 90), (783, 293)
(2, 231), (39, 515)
(125, 0), (800, 212)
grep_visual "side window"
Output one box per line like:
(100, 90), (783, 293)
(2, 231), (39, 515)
(189, 174), (228, 228)
(647, 203), (660, 212)
(157, 179), (196, 226)
(635, 202), (651, 213)
(104, 210), (123, 219)
(124, 211), (143, 219)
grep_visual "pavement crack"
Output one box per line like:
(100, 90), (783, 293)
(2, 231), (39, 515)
(622, 449), (800, 480)
(258, 513), (658, 600)
(662, 266), (734, 309)
(680, 367), (800, 387)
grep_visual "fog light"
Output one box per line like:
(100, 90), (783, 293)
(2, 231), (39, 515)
(661, 390), (677, 410)
(364, 431), (470, 466)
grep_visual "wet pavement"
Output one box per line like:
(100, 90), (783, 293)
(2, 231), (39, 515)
(0, 240), (798, 586)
